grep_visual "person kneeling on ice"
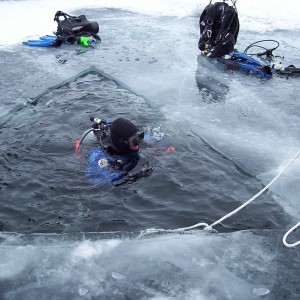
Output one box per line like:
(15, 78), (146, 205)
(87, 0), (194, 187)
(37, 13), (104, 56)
(76, 116), (146, 184)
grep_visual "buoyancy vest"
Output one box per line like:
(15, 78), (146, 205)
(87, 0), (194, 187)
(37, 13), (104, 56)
(198, 1), (239, 58)
(54, 11), (101, 43)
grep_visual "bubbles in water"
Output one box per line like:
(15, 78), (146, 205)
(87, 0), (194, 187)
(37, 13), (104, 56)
(144, 126), (164, 141)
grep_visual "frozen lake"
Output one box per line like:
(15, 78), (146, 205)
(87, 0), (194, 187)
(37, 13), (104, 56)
(0, 0), (299, 299)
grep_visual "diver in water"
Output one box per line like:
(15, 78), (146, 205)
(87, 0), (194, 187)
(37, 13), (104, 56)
(101, 117), (144, 154)
(76, 116), (145, 184)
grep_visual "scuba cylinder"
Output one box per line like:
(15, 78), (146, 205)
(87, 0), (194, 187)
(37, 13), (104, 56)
(198, 0), (239, 58)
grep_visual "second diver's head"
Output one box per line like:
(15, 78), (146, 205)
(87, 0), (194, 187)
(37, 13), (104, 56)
(110, 118), (144, 154)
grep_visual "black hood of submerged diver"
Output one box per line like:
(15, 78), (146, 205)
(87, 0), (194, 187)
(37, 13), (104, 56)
(110, 118), (142, 153)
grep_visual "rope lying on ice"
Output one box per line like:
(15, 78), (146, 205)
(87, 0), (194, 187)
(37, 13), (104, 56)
(283, 221), (300, 248)
(139, 149), (300, 248)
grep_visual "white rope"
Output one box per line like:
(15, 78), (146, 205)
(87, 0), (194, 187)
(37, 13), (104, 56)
(139, 149), (300, 248)
(210, 149), (300, 229)
(283, 221), (300, 248)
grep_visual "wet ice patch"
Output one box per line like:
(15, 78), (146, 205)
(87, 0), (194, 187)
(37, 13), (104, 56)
(1, 230), (299, 299)
(253, 287), (271, 297)
(71, 239), (121, 260)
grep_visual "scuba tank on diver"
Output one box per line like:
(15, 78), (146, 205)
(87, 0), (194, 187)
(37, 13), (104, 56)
(76, 116), (111, 154)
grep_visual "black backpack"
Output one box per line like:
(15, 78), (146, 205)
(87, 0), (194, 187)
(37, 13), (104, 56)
(54, 11), (100, 42)
(198, 1), (239, 58)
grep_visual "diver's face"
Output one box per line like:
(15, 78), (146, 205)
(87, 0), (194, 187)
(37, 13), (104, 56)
(127, 131), (144, 151)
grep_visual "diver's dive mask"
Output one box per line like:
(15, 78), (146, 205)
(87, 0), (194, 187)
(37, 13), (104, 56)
(126, 131), (144, 151)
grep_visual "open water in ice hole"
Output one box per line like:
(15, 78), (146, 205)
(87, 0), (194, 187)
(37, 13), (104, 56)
(0, 71), (289, 234)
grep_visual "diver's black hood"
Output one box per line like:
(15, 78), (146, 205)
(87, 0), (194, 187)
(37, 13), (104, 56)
(110, 118), (138, 153)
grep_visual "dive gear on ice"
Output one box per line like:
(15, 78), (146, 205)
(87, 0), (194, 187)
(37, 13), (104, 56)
(198, 0), (239, 58)
(23, 11), (100, 48)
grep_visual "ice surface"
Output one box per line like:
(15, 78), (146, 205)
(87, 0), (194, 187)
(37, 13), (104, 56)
(0, 1), (300, 299)
(0, 230), (299, 299)
(1, 0), (300, 47)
